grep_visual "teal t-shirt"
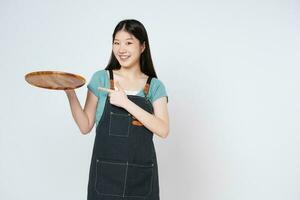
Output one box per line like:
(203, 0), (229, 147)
(87, 69), (168, 126)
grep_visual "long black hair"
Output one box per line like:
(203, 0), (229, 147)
(105, 19), (157, 78)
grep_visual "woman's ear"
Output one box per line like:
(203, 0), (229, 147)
(141, 42), (146, 53)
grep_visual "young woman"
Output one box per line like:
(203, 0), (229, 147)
(65, 19), (169, 200)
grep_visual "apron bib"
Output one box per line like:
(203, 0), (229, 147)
(87, 70), (160, 200)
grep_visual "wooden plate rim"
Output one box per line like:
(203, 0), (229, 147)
(25, 71), (86, 90)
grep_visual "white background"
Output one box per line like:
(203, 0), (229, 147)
(1, 0), (300, 199)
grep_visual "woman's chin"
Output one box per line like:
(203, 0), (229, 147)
(119, 63), (131, 68)
(119, 61), (137, 68)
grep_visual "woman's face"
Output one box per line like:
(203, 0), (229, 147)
(113, 30), (145, 69)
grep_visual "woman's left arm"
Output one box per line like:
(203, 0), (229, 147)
(98, 82), (170, 138)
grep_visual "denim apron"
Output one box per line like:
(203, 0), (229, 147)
(87, 70), (159, 200)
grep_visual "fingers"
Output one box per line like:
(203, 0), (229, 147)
(97, 87), (114, 93)
(97, 82), (124, 93)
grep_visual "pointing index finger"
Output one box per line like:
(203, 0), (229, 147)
(97, 87), (114, 93)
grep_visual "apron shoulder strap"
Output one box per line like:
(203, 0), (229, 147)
(108, 70), (114, 90)
(143, 76), (152, 98)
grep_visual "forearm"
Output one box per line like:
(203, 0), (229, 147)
(124, 99), (169, 138)
(65, 90), (90, 134)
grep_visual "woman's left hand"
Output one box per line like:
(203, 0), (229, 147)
(98, 81), (129, 108)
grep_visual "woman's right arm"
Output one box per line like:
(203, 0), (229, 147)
(65, 90), (98, 135)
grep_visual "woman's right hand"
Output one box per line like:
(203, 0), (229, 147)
(64, 89), (75, 96)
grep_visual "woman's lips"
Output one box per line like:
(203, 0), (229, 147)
(118, 55), (130, 61)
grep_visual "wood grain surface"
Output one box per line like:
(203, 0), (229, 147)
(25, 71), (86, 90)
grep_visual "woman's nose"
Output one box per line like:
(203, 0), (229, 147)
(118, 44), (127, 53)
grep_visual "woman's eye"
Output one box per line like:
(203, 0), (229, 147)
(113, 42), (119, 45)
(126, 42), (133, 45)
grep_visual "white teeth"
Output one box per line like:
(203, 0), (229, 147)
(119, 55), (130, 59)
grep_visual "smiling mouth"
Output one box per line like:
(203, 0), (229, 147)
(118, 55), (131, 61)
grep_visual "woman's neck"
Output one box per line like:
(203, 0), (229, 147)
(117, 65), (144, 80)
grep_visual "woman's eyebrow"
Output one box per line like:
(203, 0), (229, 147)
(114, 37), (134, 41)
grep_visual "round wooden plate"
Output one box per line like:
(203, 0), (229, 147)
(25, 71), (86, 90)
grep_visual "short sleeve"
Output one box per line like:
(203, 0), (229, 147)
(87, 70), (107, 98)
(150, 78), (169, 103)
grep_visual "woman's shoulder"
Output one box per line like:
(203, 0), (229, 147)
(91, 69), (108, 79)
(90, 69), (110, 84)
(87, 69), (109, 95)
(150, 77), (166, 88)
(148, 77), (168, 102)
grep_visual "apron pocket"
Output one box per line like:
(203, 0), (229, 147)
(109, 111), (131, 137)
(95, 160), (127, 196)
(125, 163), (154, 197)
